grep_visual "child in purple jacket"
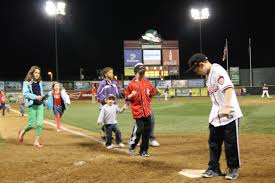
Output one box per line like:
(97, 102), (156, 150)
(96, 67), (124, 140)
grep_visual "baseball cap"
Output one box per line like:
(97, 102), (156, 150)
(107, 94), (116, 100)
(185, 53), (208, 73)
(134, 63), (146, 74)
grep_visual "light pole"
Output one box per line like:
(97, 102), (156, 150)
(191, 8), (210, 53)
(48, 72), (53, 81)
(45, 1), (66, 81)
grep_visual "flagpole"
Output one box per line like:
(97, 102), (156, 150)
(226, 39), (229, 73)
(249, 37), (253, 86)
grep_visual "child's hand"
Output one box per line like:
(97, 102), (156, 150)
(131, 91), (137, 96)
(97, 121), (103, 125)
(36, 96), (43, 101)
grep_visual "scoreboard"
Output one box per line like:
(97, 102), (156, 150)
(124, 40), (180, 78)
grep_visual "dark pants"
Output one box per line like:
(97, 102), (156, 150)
(0, 103), (5, 116)
(208, 119), (241, 170)
(104, 124), (122, 146)
(129, 117), (151, 153)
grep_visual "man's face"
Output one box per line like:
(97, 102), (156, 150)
(194, 62), (208, 76)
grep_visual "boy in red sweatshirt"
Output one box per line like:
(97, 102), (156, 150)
(125, 63), (155, 157)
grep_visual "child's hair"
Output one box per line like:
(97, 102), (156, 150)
(101, 67), (113, 78)
(52, 82), (65, 91)
(25, 66), (42, 81)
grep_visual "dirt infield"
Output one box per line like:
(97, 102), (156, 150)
(0, 111), (275, 183)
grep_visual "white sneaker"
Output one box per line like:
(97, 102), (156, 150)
(106, 145), (113, 149)
(118, 143), (125, 148)
(57, 129), (62, 132)
(150, 140), (160, 147)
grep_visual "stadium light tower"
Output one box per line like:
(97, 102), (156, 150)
(191, 7), (210, 52)
(45, 1), (66, 81)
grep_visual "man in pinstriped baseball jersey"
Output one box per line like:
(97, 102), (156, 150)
(186, 53), (243, 180)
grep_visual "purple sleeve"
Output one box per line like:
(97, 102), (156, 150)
(97, 81), (106, 104)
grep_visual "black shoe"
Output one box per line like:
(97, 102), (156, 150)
(225, 168), (239, 180)
(202, 168), (223, 178)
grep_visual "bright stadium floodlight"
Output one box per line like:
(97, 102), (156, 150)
(45, 1), (56, 16)
(190, 7), (210, 52)
(45, 1), (66, 16)
(44, 1), (66, 81)
(201, 8), (210, 19)
(56, 2), (66, 15)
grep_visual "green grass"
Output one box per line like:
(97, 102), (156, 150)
(44, 96), (275, 135)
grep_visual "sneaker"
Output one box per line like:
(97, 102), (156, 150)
(106, 145), (113, 149)
(128, 146), (135, 156)
(57, 129), (62, 132)
(202, 168), (223, 178)
(149, 140), (160, 147)
(118, 143), (125, 148)
(139, 151), (150, 157)
(225, 168), (239, 180)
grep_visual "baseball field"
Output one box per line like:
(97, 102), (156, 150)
(0, 96), (274, 183)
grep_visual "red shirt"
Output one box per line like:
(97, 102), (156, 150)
(53, 92), (62, 106)
(125, 78), (155, 118)
(0, 93), (5, 104)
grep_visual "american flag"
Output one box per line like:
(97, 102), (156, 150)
(222, 40), (228, 61)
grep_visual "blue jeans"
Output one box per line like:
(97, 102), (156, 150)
(104, 124), (122, 146)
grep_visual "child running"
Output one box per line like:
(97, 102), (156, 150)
(16, 95), (25, 117)
(46, 82), (70, 132)
(0, 90), (6, 116)
(97, 94), (127, 149)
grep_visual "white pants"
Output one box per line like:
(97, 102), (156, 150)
(164, 93), (168, 101)
(262, 90), (271, 98)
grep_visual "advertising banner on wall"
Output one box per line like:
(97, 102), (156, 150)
(124, 49), (142, 66)
(143, 50), (161, 65)
(74, 81), (91, 90)
(168, 66), (180, 75)
(169, 88), (176, 97)
(200, 88), (209, 96)
(60, 81), (74, 90)
(172, 80), (188, 88)
(4, 81), (23, 91)
(42, 81), (53, 91)
(0, 82), (4, 90)
(124, 67), (135, 76)
(188, 79), (205, 88)
(176, 88), (191, 96)
(191, 88), (201, 96)
(149, 80), (156, 88)
(230, 67), (240, 85)
(67, 91), (93, 100)
(123, 80), (130, 88)
(155, 80), (171, 88)
(162, 49), (179, 65)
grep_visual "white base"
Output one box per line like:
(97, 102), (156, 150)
(178, 169), (205, 178)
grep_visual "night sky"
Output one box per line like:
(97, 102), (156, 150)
(1, 0), (274, 81)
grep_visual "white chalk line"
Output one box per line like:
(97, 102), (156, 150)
(10, 109), (128, 154)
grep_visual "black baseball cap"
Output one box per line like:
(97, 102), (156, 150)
(185, 53), (208, 73)
(134, 63), (146, 74)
